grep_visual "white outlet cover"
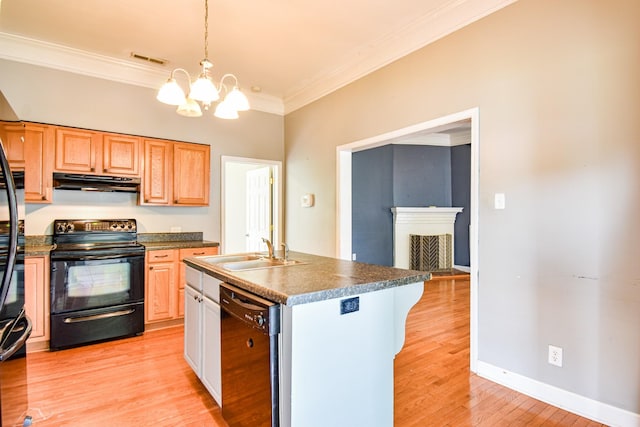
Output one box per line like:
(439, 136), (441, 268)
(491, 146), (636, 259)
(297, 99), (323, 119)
(548, 345), (563, 367)
(494, 193), (506, 210)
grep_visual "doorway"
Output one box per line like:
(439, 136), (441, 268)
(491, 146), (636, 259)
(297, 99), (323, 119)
(221, 156), (283, 254)
(335, 107), (479, 372)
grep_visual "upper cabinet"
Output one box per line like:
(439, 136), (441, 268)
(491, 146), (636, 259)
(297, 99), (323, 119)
(141, 139), (209, 206)
(1, 121), (54, 203)
(103, 133), (141, 176)
(55, 127), (141, 177)
(141, 138), (172, 205)
(173, 142), (210, 206)
(0, 121), (27, 171)
(24, 123), (54, 203)
(2, 122), (209, 206)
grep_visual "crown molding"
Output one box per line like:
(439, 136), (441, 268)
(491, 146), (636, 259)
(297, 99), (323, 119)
(0, 31), (284, 116)
(283, 0), (517, 114)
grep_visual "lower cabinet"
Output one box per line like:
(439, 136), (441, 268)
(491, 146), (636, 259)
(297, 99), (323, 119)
(184, 266), (222, 406)
(145, 246), (218, 324)
(24, 255), (50, 347)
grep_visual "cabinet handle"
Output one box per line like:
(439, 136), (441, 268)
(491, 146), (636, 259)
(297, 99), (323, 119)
(193, 251), (205, 255)
(90, 167), (95, 172)
(149, 266), (153, 270)
(154, 254), (169, 258)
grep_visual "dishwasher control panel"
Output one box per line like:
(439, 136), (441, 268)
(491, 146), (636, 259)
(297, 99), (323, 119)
(219, 283), (280, 336)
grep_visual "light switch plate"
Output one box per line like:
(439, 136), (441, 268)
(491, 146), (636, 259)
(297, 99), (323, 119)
(301, 193), (315, 207)
(494, 193), (506, 210)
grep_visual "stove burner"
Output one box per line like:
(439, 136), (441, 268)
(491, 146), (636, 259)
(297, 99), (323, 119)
(51, 219), (142, 256)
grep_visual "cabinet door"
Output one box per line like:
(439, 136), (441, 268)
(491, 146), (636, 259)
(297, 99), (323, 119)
(24, 123), (54, 203)
(173, 142), (210, 206)
(0, 121), (26, 170)
(141, 138), (173, 205)
(146, 261), (176, 322)
(103, 133), (141, 177)
(202, 296), (221, 406)
(24, 256), (50, 343)
(55, 127), (103, 173)
(184, 285), (202, 375)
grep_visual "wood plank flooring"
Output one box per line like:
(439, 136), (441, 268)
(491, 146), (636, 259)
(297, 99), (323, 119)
(22, 279), (604, 426)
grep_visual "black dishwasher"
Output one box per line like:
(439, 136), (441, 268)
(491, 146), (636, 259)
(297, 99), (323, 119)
(220, 283), (280, 427)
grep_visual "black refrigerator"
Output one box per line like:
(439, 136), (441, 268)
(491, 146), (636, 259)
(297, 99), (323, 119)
(0, 130), (32, 426)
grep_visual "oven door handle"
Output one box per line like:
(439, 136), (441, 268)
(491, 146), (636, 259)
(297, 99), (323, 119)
(53, 253), (143, 261)
(0, 309), (32, 361)
(63, 308), (136, 324)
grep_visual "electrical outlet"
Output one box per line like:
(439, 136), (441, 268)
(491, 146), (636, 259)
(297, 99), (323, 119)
(352, 253), (357, 261)
(548, 345), (563, 367)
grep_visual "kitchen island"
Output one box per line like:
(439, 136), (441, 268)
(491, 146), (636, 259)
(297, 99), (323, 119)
(184, 251), (431, 427)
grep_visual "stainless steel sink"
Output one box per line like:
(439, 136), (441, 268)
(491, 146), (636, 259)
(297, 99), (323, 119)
(198, 253), (263, 264)
(219, 258), (305, 271)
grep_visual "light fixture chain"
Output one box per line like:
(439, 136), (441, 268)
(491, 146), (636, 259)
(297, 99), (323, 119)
(204, 0), (209, 59)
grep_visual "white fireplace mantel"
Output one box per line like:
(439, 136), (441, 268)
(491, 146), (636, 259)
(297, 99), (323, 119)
(391, 207), (463, 269)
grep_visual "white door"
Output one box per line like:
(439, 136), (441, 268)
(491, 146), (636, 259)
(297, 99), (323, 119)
(246, 166), (272, 252)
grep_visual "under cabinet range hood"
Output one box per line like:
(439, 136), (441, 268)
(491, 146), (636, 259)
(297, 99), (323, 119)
(53, 173), (140, 193)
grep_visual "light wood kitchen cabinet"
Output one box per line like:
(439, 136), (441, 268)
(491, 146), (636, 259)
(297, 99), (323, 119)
(173, 142), (210, 206)
(146, 246), (217, 323)
(178, 246), (218, 317)
(0, 121), (26, 171)
(102, 132), (141, 176)
(55, 126), (103, 173)
(145, 249), (178, 323)
(0, 121), (54, 203)
(24, 123), (55, 203)
(141, 139), (210, 206)
(24, 256), (50, 346)
(55, 126), (141, 177)
(141, 138), (172, 205)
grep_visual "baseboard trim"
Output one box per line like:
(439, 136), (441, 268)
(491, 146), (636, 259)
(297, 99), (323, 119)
(476, 361), (640, 427)
(453, 264), (470, 273)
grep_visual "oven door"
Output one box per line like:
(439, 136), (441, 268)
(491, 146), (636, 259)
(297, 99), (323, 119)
(50, 252), (144, 314)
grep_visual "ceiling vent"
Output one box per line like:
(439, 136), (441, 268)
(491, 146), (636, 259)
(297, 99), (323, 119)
(130, 52), (167, 66)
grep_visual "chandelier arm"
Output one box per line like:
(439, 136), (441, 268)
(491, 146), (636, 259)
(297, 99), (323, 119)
(170, 68), (194, 91)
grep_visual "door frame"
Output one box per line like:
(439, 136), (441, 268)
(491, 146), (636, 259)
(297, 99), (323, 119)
(221, 156), (283, 254)
(335, 107), (479, 372)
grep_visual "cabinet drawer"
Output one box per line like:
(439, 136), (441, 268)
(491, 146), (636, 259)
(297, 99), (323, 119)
(147, 249), (177, 262)
(179, 246), (218, 260)
(185, 266), (202, 292)
(203, 274), (222, 303)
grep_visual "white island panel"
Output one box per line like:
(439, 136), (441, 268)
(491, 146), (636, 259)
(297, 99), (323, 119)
(279, 281), (423, 427)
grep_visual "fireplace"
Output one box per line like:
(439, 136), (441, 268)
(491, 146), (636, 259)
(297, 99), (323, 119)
(391, 207), (463, 270)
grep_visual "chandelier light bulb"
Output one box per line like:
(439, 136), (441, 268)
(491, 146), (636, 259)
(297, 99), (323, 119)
(176, 98), (203, 117)
(156, 78), (187, 106)
(224, 87), (250, 111)
(189, 74), (220, 104)
(214, 99), (239, 119)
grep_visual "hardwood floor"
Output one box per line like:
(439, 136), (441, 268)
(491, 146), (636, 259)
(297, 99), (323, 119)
(22, 279), (604, 426)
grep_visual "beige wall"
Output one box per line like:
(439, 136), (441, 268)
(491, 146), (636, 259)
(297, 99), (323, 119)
(285, 0), (640, 416)
(0, 60), (284, 239)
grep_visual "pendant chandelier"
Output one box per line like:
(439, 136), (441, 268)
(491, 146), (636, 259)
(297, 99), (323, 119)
(156, 0), (250, 119)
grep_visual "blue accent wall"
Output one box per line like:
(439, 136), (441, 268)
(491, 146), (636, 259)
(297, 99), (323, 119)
(352, 145), (395, 266)
(451, 144), (471, 266)
(352, 144), (471, 267)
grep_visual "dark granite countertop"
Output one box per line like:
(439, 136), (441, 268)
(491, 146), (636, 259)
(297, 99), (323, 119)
(141, 240), (219, 251)
(184, 251), (430, 306)
(24, 232), (219, 254)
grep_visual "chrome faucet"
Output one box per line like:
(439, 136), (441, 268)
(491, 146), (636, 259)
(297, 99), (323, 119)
(262, 238), (275, 259)
(280, 242), (289, 261)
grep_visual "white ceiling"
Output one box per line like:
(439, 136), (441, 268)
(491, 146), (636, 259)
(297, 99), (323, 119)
(0, 0), (515, 115)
